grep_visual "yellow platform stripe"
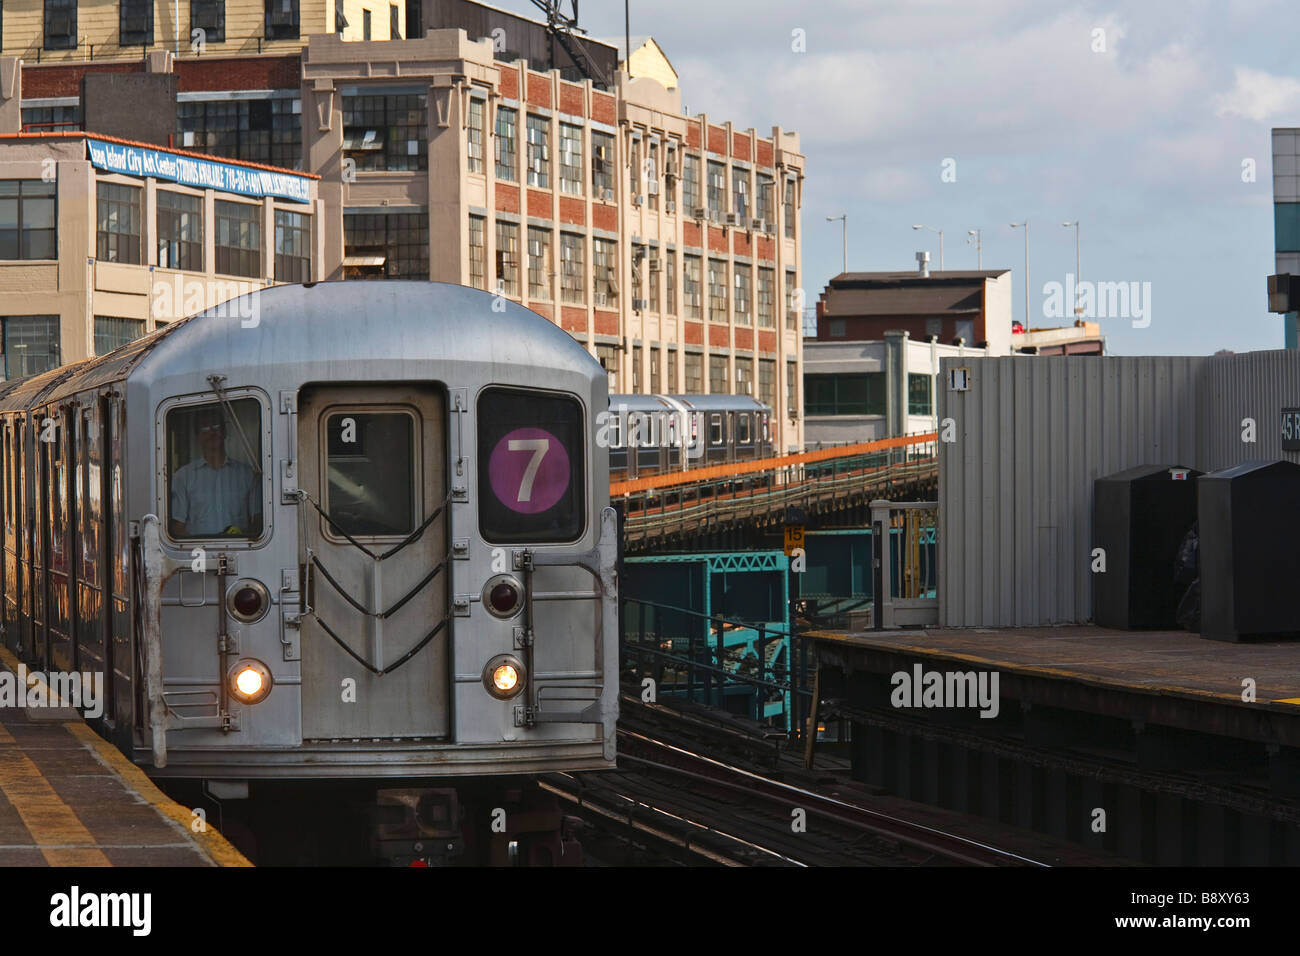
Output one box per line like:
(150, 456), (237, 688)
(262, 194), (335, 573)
(0, 748), (111, 866)
(64, 723), (252, 867)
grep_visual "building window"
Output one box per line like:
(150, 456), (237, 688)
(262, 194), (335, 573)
(707, 161), (726, 217)
(495, 105), (517, 182)
(214, 200), (261, 278)
(466, 98), (485, 173)
(561, 233), (585, 304)
(265, 0), (298, 40)
(157, 191), (202, 271)
(683, 254), (702, 319)
(525, 114), (550, 189)
(1276, 202), (1300, 253)
(44, 0), (76, 50)
(468, 214), (486, 289)
(593, 238), (617, 308)
(734, 263), (751, 324)
(631, 245), (644, 307)
(735, 356), (753, 396)
(190, 0), (225, 43)
(559, 123), (583, 196)
(805, 373), (886, 416)
(342, 92), (427, 172)
(648, 251), (659, 313)
(390, 3), (400, 38)
(527, 227), (551, 301)
(120, 0), (154, 46)
(21, 104), (80, 133)
(757, 267), (775, 328)
(495, 220), (519, 297)
(709, 355), (728, 395)
(733, 168), (749, 221)
(784, 177), (796, 239)
(632, 344), (641, 392)
(787, 362), (798, 417)
(274, 209), (311, 283)
(665, 250), (677, 316)
(685, 352), (702, 393)
(94, 317), (144, 356)
(591, 130), (614, 196)
(595, 344), (618, 390)
(682, 154), (700, 212)
(649, 346), (660, 393)
(362, 8), (371, 39)
(96, 183), (142, 265)
(756, 173), (774, 227)
(177, 97), (302, 170)
(0, 180), (57, 260)
(646, 140), (659, 211)
(667, 347), (678, 392)
(628, 136), (641, 196)
(708, 258), (728, 322)
(908, 373), (933, 416)
(2, 316), (60, 380)
(785, 270), (798, 329)
(343, 210), (429, 279)
(759, 359), (775, 408)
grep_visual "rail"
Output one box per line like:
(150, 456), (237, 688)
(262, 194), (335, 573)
(611, 430), (938, 496)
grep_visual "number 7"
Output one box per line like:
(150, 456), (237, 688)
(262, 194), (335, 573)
(508, 438), (549, 502)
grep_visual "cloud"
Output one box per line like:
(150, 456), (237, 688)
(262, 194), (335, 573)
(1213, 67), (1300, 121)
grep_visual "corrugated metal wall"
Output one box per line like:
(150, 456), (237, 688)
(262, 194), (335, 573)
(937, 355), (1206, 627)
(1197, 351), (1300, 471)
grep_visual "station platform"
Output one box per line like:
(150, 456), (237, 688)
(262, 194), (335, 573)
(808, 624), (1300, 744)
(0, 649), (249, 867)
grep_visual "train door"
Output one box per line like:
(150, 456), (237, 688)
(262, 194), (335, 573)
(297, 384), (449, 740)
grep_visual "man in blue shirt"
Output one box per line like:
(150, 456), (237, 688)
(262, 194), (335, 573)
(169, 411), (261, 538)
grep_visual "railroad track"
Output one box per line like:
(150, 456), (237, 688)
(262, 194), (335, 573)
(544, 701), (1049, 866)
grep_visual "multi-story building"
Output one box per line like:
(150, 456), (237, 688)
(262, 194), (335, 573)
(0, 0), (806, 451)
(1272, 127), (1300, 348)
(802, 332), (982, 449)
(0, 129), (319, 376)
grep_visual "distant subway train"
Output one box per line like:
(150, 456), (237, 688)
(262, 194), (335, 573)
(606, 394), (773, 481)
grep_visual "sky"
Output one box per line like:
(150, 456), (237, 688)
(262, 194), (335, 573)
(488, 0), (1300, 356)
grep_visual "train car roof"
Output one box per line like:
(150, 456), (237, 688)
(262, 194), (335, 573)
(0, 282), (605, 412)
(609, 393), (771, 413)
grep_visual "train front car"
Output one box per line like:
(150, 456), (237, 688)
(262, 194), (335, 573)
(131, 282), (616, 858)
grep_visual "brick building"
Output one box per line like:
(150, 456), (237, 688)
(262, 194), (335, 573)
(0, 1), (807, 451)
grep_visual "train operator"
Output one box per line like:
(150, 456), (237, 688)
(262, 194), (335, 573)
(169, 410), (261, 538)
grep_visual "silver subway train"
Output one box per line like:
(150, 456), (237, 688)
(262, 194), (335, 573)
(0, 282), (618, 787)
(606, 393), (773, 481)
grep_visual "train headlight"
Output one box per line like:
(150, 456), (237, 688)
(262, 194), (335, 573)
(229, 659), (273, 705)
(226, 579), (270, 624)
(483, 655), (525, 700)
(482, 574), (523, 619)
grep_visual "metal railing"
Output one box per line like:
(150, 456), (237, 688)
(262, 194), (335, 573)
(620, 596), (813, 733)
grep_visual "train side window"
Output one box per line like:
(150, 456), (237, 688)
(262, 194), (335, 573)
(165, 398), (264, 540)
(478, 387), (585, 544)
(737, 414), (751, 444)
(323, 411), (415, 538)
(709, 413), (723, 445)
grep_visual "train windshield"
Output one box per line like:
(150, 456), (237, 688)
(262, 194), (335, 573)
(323, 411), (416, 537)
(165, 398), (263, 540)
(478, 387), (584, 543)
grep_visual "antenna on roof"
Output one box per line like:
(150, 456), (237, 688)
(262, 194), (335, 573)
(529, 0), (611, 86)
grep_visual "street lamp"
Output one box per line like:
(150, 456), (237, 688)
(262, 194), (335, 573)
(912, 225), (943, 270)
(826, 215), (847, 274)
(967, 229), (982, 269)
(1010, 221), (1029, 330)
(1062, 221), (1082, 318)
